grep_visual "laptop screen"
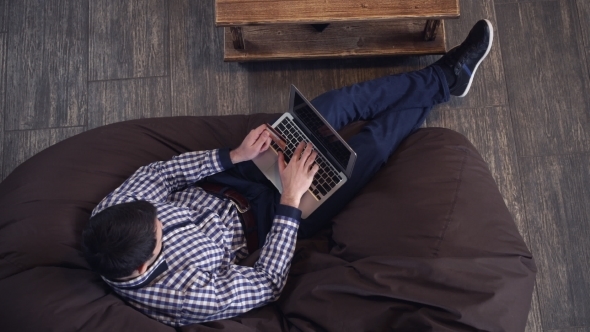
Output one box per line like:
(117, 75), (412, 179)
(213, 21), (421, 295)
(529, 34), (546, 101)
(292, 93), (354, 174)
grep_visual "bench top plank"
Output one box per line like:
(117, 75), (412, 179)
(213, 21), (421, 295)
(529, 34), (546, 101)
(216, 0), (459, 26)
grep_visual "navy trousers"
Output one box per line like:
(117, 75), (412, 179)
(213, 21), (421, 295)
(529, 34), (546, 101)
(205, 65), (450, 246)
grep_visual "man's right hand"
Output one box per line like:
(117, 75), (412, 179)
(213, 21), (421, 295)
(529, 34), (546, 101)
(278, 142), (319, 208)
(230, 124), (272, 164)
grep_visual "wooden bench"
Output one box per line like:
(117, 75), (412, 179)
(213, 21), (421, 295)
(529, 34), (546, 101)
(215, 0), (460, 62)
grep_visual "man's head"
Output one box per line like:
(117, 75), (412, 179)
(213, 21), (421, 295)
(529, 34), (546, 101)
(82, 200), (163, 280)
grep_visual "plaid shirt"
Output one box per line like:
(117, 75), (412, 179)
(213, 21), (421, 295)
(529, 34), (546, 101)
(92, 149), (301, 326)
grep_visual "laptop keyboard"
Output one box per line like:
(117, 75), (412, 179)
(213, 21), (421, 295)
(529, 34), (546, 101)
(269, 118), (343, 201)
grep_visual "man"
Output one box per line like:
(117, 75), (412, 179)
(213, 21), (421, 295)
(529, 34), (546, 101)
(82, 20), (494, 326)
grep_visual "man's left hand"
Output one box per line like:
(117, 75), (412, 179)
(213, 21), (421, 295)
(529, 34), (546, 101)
(230, 124), (272, 164)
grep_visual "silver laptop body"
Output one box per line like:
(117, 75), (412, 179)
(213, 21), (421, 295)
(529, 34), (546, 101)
(252, 85), (357, 219)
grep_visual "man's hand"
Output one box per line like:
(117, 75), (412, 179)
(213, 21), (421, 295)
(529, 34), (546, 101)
(278, 142), (319, 208)
(230, 125), (272, 164)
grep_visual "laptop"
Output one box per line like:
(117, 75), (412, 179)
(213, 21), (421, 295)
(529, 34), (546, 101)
(252, 85), (357, 219)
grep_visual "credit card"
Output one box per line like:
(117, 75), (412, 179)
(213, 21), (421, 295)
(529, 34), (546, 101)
(264, 123), (287, 151)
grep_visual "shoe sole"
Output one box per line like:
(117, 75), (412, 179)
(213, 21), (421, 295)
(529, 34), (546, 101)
(456, 19), (494, 98)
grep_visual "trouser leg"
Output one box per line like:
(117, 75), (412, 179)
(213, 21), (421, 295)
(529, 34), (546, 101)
(310, 66), (450, 131)
(206, 65), (450, 243)
(298, 66), (450, 237)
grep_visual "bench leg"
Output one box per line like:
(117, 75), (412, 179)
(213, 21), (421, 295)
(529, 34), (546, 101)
(311, 24), (330, 32)
(423, 20), (440, 41)
(230, 27), (245, 50)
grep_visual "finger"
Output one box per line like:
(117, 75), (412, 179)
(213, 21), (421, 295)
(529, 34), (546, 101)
(246, 125), (267, 144)
(250, 131), (268, 151)
(301, 143), (314, 161)
(305, 151), (317, 168)
(255, 131), (270, 147)
(278, 152), (286, 172)
(260, 137), (271, 152)
(310, 164), (319, 175)
(293, 142), (306, 160)
(253, 124), (267, 135)
(311, 150), (318, 161)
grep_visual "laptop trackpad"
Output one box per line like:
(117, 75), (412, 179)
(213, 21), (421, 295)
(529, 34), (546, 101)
(252, 149), (283, 193)
(265, 161), (283, 193)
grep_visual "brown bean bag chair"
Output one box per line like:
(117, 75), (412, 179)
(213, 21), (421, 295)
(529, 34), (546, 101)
(0, 115), (536, 331)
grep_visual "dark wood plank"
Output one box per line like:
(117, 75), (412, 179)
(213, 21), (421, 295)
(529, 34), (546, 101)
(223, 20), (447, 62)
(526, 288), (543, 332)
(577, 0), (590, 71)
(578, 0), (590, 45)
(5, 0), (87, 130)
(426, 106), (543, 331)
(87, 77), (171, 129)
(215, 0), (460, 26)
(0, 33), (6, 178)
(496, 0), (590, 157)
(169, 0), (250, 116)
(2, 127), (85, 179)
(547, 328), (590, 332)
(244, 59), (341, 116)
(575, 2), (590, 150)
(245, 60), (321, 116)
(420, 0), (508, 110)
(89, 0), (169, 81)
(244, 54), (423, 118)
(0, 0), (8, 32)
(520, 154), (590, 329)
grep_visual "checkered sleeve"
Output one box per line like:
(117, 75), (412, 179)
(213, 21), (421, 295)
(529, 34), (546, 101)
(179, 205), (301, 324)
(93, 149), (233, 215)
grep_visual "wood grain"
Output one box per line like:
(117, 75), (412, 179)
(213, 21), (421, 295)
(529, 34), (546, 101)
(0, 34), (6, 178)
(223, 20), (447, 61)
(0, 0), (8, 32)
(88, 77), (171, 129)
(215, 0), (459, 26)
(232, 23), (424, 111)
(5, 0), (87, 131)
(578, 0), (590, 49)
(169, 0), (250, 117)
(244, 52), (423, 117)
(245, 59), (342, 116)
(576, 0), (590, 84)
(520, 154), (590, 329)
(427, 106), (543, 331)
(496, 0), (590, 157)
(420, 0), (508, 110)
(89, 0), (169, 81)
(2, 127), (85, 179)
(526, 287), (543, 332)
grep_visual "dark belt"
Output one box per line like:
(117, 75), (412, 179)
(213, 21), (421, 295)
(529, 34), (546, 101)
(199, 183), (259, 254)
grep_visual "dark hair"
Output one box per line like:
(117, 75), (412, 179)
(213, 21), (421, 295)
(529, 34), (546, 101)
(82, 200), (158, 280)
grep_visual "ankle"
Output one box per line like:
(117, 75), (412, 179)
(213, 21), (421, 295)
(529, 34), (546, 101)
(433, 63), (456, 88)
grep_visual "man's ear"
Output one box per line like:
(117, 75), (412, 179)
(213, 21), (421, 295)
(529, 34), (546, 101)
(135, 262), (149, 275)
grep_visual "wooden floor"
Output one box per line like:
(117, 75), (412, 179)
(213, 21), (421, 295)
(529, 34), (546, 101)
(0, 0), (589, 331)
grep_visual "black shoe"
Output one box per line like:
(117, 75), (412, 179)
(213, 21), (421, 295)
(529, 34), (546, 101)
(434, 19), (494, 97)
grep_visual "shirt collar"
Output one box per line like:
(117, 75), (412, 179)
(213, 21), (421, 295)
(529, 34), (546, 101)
(102, 247), (168, 290)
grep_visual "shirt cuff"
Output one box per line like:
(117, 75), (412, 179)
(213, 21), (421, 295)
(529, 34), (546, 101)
(275, 204), (301, 223)
(217, 148), (235, 170)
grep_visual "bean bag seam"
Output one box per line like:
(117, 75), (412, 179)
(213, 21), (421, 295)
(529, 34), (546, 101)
(433, 146), (470, 257)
